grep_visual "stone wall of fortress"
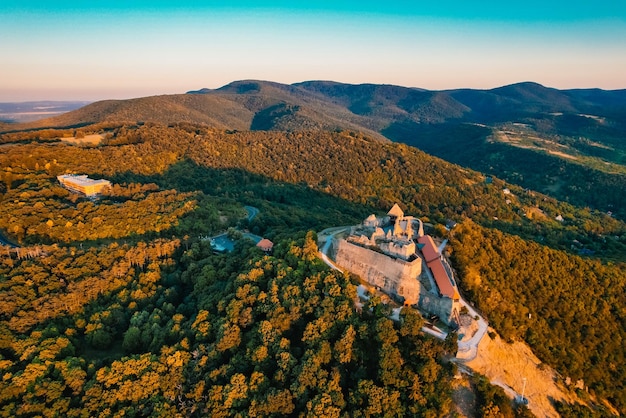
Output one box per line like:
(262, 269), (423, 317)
(333, 238), (421, 305)
(418, 291), (460, 325)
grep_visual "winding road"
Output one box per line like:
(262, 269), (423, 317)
(455, 299), (489, 362)
(0, 230), (18, 248)
(318, 226), (349, 272)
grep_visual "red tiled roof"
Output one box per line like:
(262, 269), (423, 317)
(427, 259), (458, 299)
(256, 238), (274, 250)
(418, 235), (439, 263)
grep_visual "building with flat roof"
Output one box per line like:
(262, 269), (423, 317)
(57, 174), (111, 196)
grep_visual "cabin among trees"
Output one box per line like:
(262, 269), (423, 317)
(256, 238), (274, 253)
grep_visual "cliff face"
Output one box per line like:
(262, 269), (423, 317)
(334, 239), (421, 305)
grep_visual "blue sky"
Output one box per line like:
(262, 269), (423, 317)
(1, 1), (625, 101)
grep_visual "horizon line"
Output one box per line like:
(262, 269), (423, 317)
(2, 79), (626, 103)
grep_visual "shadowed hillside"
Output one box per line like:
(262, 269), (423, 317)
(5, 80), (625, 138)
(6, 80), (625, 133)
(2, 79), (625, 219)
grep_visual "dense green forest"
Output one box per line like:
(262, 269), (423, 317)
(385, 122), (626, 220)
(0, 230), (467, 416)
(0, 123), (623, 415)
(3, 124), (622, 258)
(450, 220), (626, 410)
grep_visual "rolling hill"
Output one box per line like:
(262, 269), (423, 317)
(5, 80), (625, 137)
(2, 80), (625, 218)
(2, 84), (626, 415)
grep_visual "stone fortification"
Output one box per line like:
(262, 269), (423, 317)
(334, 238), (421, 305)
(379, 240), (416, 261)
(330, 204), (460, 326)
(419, 291), (461, 325)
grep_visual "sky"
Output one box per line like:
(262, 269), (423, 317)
(1, 1), (625, 101)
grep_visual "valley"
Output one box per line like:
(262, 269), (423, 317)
(0, 101), (89, 123)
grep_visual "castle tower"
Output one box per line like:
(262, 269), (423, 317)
(364, 214), (378, 228)
(393, 218), (403, 238)
(387, 203), (404, 224)
(405, 220), (414, 239)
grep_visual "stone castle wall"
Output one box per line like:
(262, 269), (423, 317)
(419, 291), (461, 325)
(334, 238), (421, 305)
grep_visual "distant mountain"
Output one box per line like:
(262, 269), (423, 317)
(0, 101), (89, 123)
(5, 80), (625, 134)
(5, 81), (385, 139)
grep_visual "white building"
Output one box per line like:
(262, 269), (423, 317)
(57, 174), (111, 196)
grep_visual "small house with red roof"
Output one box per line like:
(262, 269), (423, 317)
(256, 238), (274, 253)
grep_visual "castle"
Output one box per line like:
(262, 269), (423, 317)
(332, 204), (461, 325)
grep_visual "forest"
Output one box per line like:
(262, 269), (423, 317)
(385, 121), (626, 220)
(450, 220), (626, 410)
(3, 123), (622, 258)
(0, 122), (623, 416)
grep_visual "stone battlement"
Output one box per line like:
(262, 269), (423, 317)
(334, 237), (422, 305)
(331, 204), (461, 325)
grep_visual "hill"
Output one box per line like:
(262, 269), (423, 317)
(2, 80), (625, 220)
(5, 80), (625, 133)
(5, 81), (385, 140)
(1, 122), (624, 415)
(2, 124), (625, 413)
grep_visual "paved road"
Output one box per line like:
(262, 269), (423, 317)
(455, 299), (489, 362)
(319, 234), (344, 272)
(0, 230), (18, 248)
(435, 241), (488, 361)
(318, 226), (351, 272)
(244, 206), (259, 222)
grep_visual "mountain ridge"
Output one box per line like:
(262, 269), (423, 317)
(3, 79), (625, 218)
(4, 80), (626, 133)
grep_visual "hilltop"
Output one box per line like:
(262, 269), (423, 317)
(9, 80), (626, 132)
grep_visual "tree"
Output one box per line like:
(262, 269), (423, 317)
(122, 326), (142, 353)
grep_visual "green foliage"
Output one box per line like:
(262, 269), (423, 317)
(390, 121), (626, 221)
(1, 121), (624, 416)
(451, 220), (626, 411)
(2, 124), (623, 258)
(472, 374), (516, 417)
(554, 399), (614, 418)
(179, 236), (455, 416)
